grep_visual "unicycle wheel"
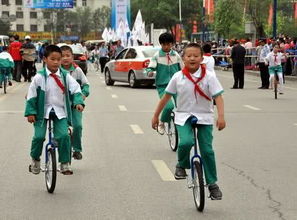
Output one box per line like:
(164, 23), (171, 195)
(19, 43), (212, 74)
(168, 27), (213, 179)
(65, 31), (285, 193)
(192, 161), (205, 212)
(45, 148), (57, 193)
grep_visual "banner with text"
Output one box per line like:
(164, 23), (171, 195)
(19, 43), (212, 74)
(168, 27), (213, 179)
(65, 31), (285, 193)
(24, 0), (73, 8)
(111, 0), (131, 30)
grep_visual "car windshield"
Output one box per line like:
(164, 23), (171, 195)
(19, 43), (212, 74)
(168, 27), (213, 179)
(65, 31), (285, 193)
(142, 48), (159, 58)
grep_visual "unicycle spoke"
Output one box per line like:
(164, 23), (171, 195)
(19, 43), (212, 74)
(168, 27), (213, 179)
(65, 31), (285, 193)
(166, 117), (178, 152)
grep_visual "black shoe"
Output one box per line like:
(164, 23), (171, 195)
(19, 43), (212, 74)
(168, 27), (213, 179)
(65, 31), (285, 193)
(73, 151), (82, 160)
(0, 85), (2, 88)
(258, 86), (264, 89)
(208, 184), (222, 200)
(174, 166), (187, 180)
(230, 87), (238, 89)
(8, 81), (12, 86)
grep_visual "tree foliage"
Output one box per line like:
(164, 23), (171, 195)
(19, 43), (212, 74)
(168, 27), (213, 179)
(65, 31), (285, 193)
(93, 6), (111, 33)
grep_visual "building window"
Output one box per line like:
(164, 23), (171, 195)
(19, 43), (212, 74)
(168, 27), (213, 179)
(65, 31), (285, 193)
(30, 25), (37, 32)
(30, 12), (37, 19)
(1, 0), (9, 5)
(2, 11), (9, 17)
(43, 12), (51, 19)
(44, 24), (51, 32)
(15, 0), (22, 5)
(16, 11), (23, 18)
(16, 24), (24, 31)
(82, 0), (87, 6)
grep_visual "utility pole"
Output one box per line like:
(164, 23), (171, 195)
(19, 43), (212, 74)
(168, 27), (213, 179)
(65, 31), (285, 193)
(179, 0), (182, 43)
(202, 0), (206, 42)
(273, 0), (277, 39)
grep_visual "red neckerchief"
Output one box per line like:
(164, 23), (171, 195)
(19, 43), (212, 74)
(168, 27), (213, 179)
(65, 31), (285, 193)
(182, 65), (211, 101)
(166, 53), (172, 64)
(72, 62), (79, 68)
(204, 53), (212, 57)
(50, 73), (65, 93)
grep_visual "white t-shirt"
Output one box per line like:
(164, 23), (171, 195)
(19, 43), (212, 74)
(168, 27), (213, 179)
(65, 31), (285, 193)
(202, 55), (215, 72)
(165, 68), (223, 126)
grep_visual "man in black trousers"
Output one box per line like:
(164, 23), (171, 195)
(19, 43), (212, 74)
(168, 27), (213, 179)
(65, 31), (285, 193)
(231, 40), (246, 89)
(257, 39), (270, 89)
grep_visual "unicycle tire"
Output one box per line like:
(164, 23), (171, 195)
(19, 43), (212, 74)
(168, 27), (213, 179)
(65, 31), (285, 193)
(274, 85), (277, 99)
(192, 161), (205, 212)
(167, 118), (178, 152)
(3, 78), (7, 94)
(45, 148), (57, 193)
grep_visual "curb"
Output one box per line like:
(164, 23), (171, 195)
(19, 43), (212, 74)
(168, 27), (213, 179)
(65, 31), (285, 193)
(215, 67), (297, 82)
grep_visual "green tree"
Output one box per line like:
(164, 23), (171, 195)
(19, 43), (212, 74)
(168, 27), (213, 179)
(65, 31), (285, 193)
(93, 6), (111, 33)
(0, 19), (10, 35)
(214, 0), (243, 39)
(75, 7), (94, 38)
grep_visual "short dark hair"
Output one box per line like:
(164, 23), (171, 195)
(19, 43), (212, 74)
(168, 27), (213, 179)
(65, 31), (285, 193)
(14, 35), (19, 40)
(202, 43), (212, 53)
(44, 45), (62, 58)
(183, 43), (203, 56)
(60, 45), (73, 54)
(159, 32), (174, 44)
(2, 46), (8, 51)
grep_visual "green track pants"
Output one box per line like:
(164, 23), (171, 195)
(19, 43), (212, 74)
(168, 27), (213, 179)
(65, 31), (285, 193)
(30, 117), (71, 163)
(176, 119), (218, 184)
(156, 86), (175, 123)
(71, 108), (83, 152)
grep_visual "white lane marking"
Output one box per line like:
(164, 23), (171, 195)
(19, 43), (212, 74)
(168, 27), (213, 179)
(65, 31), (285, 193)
(101, 80), (105, 84)
(0, 111), (23, 114)
(111, 94), (118, 98)
(294, 123), (297, 126)
(106, 87), (112, 90)
(130, 124), (144, 134)
(118, 105), (127, 111)
(152, 160), (176, 181)
(243, 105), (261, 111)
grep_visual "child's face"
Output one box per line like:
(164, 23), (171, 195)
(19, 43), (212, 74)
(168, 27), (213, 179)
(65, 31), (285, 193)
(273, 46), (279, 53)
(43, 52), (62, 73)
(183, 47), (203, 73)
(161, 42), (173, 53)
(61, 50), (74, 68)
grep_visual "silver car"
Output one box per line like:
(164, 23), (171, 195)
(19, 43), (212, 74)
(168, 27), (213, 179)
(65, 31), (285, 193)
(104, 46), (160, 87)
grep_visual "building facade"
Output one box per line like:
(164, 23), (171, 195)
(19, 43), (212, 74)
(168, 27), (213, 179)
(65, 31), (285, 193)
(0, 0), (110, 33)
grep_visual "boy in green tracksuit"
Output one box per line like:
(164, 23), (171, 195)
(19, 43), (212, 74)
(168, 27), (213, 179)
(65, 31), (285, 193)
(146, 33), (183, 134)
(61, 45), (90, 160)
(0, 46), (14, 87)
(25, 45), (84, 175)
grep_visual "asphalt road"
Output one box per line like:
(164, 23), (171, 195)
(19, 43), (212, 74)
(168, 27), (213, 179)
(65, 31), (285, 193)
(0, 65), (296, 220)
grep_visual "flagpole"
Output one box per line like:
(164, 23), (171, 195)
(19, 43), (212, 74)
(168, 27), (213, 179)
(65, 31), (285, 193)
(272, 0), (277, 39)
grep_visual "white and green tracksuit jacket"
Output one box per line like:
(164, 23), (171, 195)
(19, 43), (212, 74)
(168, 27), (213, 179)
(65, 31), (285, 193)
(146, 49), (183, 87)
(24, 67), (84, 125)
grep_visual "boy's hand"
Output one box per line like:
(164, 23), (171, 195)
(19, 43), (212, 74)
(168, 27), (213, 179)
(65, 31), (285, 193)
(76, 104), (84, 112)
(151, 116), (159, 130)
(82, 95), (86, 100)
(147, 71), (154, 77)
(27, 115), (36, 123)
(216, 117), (226, 131)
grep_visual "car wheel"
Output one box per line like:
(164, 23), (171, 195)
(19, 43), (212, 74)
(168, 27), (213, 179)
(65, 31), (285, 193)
(129, 71), (139, 88)
(105, 69), (114, 86)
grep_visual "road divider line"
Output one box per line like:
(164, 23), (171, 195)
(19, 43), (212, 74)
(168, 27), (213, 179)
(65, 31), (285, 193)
(152, 160), (176, 181)
(101, 80), (105, 84)
(106, 87), (112, 90)
(111, 94), (118, 98)
(130, 124), (144, 134)
(294, 123), (297, 126)
(243, 105), (261, 111)
(118, 105), (127, 111)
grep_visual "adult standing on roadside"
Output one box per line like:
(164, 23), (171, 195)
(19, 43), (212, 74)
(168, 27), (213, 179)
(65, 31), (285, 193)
(8, 35), (22, 82)
(257, 39), (270, 89)
(21, 35), (36, 82)
(231, 40), (246, 89)
(98, 42), (109, 73)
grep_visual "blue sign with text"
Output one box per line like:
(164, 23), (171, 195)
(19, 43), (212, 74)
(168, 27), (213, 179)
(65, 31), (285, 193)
(25, 0), (73, 9)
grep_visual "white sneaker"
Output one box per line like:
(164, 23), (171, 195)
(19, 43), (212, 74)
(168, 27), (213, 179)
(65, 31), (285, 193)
(30, 159), (40, 175)
(157, 123), (165, 135)
(60, 162), (73, 175)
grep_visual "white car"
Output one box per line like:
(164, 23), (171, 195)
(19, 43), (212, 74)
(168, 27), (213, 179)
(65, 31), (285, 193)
(104, 46), (160, 88)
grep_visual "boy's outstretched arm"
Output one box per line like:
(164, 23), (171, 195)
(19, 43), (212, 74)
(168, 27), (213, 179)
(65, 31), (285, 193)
(151, 94), (172, 130)
(214, 95), (226, 131)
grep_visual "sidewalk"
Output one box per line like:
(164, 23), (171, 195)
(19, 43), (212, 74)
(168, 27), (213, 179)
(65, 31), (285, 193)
(215, 66), (297, 82)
